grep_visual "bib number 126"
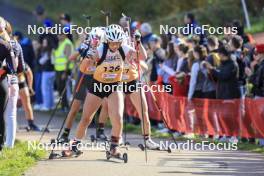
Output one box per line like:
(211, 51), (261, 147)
(104, 65), (120, 72)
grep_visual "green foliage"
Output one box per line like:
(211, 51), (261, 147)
(5, 0), (264, 33)
(0, 140), (46, 176)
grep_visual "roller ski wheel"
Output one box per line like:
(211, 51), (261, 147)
(105, 151), (128, 163)
(167, 146), (172, 153)
(138, 144), (145, 151)
(106, 151), (111, 160)
(123, 153), (128, 163)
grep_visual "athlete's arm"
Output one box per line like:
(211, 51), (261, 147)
(64, 44), (73, 73)
(140, 60), (148, 72)
(127, 42), (147, 62)
(79, 48), (99, 74)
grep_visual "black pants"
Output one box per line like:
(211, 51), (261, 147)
(56, 71), (68, 109)
(0, 77), (8, 150)
(193, 90), (203, 98)
(202, 91), (216, 99)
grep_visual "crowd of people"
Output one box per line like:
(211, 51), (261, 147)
(0, 5), (264, 153)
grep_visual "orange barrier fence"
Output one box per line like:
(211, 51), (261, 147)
(125, 91), (264, 138)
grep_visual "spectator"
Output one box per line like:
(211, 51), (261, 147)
(13, 31), (35, 70)
(188, 45), (207, 100)
(183, 12), (205, 45)
(204, 44), (241, 99)
(229, 35), (247, 98)
(186, 35), (200, 49)
(249, 44), (264, 99)
(175, 43), (190, 74)
(39, 38), (55, 111)
(157, 42), (178, 93)
(34, 5), (53, 27)
(232, 20), (255, 45)
(59, 13), (73, 42)
(148, 34), (166, 83)
(247, 44), (264, 146)
(140, 22), (153, 47)
(168, 42), (190, 97)
(201, 36), (220, 99)
(33, 7), (58, 110)
(53, 33), (74, 112)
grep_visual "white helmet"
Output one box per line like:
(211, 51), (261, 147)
(105, 24), (124, 42)
(89, 27), (105, 41)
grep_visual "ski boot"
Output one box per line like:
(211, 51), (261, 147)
(25, 123), (41, 132)
(90, 128), (108, 142)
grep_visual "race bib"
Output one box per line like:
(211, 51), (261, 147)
(122, 74), (130, 81)
(102, 73), (118, 81)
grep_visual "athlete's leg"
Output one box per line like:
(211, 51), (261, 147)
(75, 93), (102, 140)
(107, 91), (124, 155)
(65, 100), (82, 129)
(5, 82), (19, 148)
(96, 98), (109, 139)
(98, 98), (109, 124)
(0, 77), (8, 150)
(129, 90), (150, 136)
(25, 66), (34, 94)
(61, 73), (88, 138)
(19, 87), (40, 131)
(129, 90), (160, 149)
(59, 99), (82, 141)
(19, 87), (32, 120)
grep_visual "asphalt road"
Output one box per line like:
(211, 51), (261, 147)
(15, 110), (264, 176)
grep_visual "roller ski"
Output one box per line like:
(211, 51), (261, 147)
(138, 139), (172, 153)
(61, 140), (83, 158)
(48, 140), (83, 160)
(105, 144), (128, 163)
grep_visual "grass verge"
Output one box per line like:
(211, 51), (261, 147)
(0, 140), (46, 176)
